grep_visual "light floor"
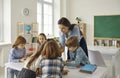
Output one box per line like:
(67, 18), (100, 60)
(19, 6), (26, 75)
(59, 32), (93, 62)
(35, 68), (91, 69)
(0, 67), (4, 78)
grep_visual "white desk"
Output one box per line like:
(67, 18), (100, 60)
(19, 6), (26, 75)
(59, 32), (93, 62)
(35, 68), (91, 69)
(88, 46), (120, 78)
(5, 62), (107, 78)
(88, 46), (120, 60)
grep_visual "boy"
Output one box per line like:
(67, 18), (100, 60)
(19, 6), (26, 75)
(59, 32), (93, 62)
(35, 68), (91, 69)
(65, 36), (90, 67)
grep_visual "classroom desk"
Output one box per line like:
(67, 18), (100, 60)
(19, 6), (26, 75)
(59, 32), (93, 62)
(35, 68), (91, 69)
(5, 62), (108, 78)
(88, 46), (120, 78)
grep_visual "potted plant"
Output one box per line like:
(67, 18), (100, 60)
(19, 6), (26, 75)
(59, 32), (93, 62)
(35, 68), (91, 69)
(76, 17), (81, 24)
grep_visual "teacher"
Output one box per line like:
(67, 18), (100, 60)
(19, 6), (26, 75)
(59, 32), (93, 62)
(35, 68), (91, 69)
(58, 17), (88, 59)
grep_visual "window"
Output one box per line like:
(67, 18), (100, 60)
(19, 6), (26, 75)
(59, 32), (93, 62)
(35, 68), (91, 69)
(0, 0), (3, 41)
(37, 0), (54, 36)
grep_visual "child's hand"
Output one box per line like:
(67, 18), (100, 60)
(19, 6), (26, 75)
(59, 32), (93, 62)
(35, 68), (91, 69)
(19, 58), (26, 62)
(63, 61), (67, 65)
(62, 70), (69, 75)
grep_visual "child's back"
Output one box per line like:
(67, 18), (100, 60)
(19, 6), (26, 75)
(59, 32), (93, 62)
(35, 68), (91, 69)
(40, 57), (63, 78)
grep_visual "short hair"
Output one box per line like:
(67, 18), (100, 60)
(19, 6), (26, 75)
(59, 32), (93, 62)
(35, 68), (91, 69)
(65, 36), (79, 47)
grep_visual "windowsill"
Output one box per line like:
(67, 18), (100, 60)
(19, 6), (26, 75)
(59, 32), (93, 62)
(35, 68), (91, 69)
(0, 42), (11, 46)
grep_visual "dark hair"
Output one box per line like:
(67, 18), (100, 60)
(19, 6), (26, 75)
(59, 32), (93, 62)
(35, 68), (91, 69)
(65, 36), (79, 47)
(27, 41), (47, 68)
(39, 33), (46, 40)
(12, 36), (26, 48)
(37, 33), (47, 44)
(58, 17), (76, 30)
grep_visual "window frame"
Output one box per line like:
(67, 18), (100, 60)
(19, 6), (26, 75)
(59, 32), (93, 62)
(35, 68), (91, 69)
(37, 0), (54, 36)
(0, 0), (3, 42)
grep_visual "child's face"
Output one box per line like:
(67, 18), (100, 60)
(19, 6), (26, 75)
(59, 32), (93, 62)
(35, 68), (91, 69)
(38, 35), (46, 44)
(68, 46), (77, 52)
(17, 44), (25, 49)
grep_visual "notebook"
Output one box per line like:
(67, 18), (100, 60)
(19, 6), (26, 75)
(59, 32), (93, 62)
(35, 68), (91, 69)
(80, 64), (97, 74)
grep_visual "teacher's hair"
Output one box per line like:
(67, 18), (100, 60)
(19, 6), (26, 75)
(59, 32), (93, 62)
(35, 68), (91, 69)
(58, 17), (76, 30)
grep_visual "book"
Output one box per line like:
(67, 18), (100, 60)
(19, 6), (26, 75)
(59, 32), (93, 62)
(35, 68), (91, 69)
(79, 64), (97, 74)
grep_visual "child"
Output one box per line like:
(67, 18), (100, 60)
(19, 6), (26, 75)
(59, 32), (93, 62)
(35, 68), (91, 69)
(8, 36), (26, 78)
(40, 39), (65, 78)
(17, 41), (47, 78)
(37, 33), (46, 51)
(65, 36), (90, 67)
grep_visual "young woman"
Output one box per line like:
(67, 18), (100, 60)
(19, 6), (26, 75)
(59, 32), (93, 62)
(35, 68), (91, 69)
(58, 17), (88, 59)
(8, 36), (26, 78)
(65, 36), (90, 67)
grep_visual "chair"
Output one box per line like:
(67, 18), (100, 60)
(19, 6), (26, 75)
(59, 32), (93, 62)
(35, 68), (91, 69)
(88, 50), (106, 67)
(114, 51), (120, 78)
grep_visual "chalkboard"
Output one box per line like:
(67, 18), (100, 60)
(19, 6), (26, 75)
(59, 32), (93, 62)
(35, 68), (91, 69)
(94, 15), (120, 38)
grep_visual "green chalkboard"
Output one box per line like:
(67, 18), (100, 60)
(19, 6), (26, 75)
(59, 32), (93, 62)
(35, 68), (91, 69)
(94, 15), (120, 38)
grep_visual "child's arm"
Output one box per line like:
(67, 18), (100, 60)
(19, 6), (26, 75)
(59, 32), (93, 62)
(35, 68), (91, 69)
(66, 48), (84, 67)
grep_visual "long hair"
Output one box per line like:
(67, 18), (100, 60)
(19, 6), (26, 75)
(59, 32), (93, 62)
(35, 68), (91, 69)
(58, 17), (76, 30)
(37, 33), (47, 44)
(41, 39), (61, 59)
(12, 36), (26, 48)
(26, 41), (47, 68)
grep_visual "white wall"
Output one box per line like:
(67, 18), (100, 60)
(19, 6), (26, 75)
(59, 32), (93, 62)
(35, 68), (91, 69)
(11, 0), (37, 42)
(67, 0), (120, 45)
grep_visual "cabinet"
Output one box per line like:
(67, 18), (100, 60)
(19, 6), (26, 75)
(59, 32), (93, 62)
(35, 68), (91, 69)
(17, 22), (38, 55)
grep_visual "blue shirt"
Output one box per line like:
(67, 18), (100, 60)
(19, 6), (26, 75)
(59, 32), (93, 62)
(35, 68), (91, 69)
(66, 47), (90, 67)
(8, 48), (26, 62)
(59, 25), (81, 46)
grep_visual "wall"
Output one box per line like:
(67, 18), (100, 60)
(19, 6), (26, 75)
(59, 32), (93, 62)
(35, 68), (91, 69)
(11, 0), (37, 42)
(68, 0), (120, 45)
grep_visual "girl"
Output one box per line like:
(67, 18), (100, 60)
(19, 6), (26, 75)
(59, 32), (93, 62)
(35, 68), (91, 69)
(8, 36), (26, 78)
(65, 36), (90, 67)
(40, 39), (65, 78)
(17, 40), (47, 78)
(58, 17), (88, 59)
(37, 33), (47, 52)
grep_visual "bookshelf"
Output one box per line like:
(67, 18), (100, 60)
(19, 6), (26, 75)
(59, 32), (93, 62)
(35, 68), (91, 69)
(17, 22), (38, 55)
(94, 38), (120, 48)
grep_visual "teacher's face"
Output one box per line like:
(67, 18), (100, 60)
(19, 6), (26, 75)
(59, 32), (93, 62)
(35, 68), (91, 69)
(59, 24), (69, 34)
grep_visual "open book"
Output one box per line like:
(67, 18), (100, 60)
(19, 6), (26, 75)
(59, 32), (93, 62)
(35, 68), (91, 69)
(80, 64), (97, 74)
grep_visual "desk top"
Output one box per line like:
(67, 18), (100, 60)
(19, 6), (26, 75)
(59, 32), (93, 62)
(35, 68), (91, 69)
(88, 46), (120, 56)
(5, 62), (107, 78)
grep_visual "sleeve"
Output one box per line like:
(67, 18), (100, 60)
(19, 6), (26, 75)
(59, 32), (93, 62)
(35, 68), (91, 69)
(35, 55), (42, 68)
(66, 47), (85, 66)
(9, 49), (19, 62)
(72, 26), (81, 42)
(23, 48), (26, 57)
(60, 58), (64, 71)
(59, 32), (66, 46)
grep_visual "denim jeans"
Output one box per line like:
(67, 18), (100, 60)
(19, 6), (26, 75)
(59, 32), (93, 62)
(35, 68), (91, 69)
(7, 68), (19, 78)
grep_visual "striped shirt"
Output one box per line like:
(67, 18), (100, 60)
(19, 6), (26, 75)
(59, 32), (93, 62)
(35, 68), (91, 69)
(40, 57), (64, 78)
